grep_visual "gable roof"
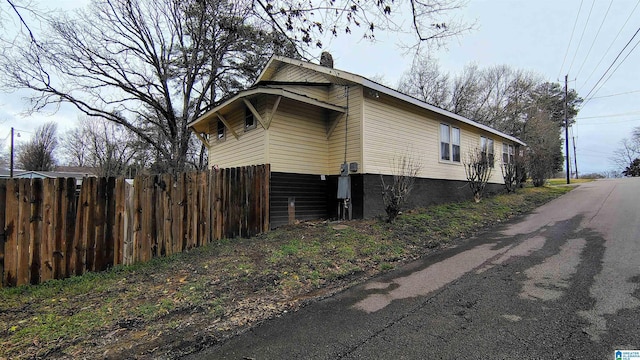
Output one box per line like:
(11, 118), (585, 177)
(0, 169), (95, 179)
(256, 56), (526, 146)
(188, 85), (346, 133)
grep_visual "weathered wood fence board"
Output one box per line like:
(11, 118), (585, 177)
(0, 165), (270, 287)
(0, 180), (5, 287)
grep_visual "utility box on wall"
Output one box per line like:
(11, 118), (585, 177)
(337, 176), (351, 199)
(337, 162), (352, 220)
(340, 163), (349, 176)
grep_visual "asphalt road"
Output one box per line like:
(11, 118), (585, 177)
(185, 178), (640, 359)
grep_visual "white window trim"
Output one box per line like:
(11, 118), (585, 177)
(216, 120), (226, 142)
(481, 136), (495, 168)
(502, 143), (515, 164)
(244, 105), (257, 131)
(439, 123), (461, 164)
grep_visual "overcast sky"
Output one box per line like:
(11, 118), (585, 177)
(325, 0), (640, 175)
(1, 0), (639, 175)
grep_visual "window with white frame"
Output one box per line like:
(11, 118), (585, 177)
(481, 136), (495, 167)
(502, 143), (514, 164)
(216, 120), (225, 140)
(244, 105), (256, 130)
(440, 124), (461, 163)
(452, 127), (461, 162)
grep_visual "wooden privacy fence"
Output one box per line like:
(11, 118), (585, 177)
(0, 165), (270, 288)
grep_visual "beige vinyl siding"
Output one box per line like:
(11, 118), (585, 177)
(277, 85), (330, 102)
(207, 102), (266, 169)
(362, 94), (441, 177)
(327, 85), (363, 174)
(267, 98), (329, 174)
(362, 93), (506, 183)
(466, 134), (507, 183)
(269, 63), (330, 83)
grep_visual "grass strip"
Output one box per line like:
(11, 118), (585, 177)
(0, 185), (572, 359)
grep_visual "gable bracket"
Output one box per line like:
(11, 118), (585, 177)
(243, 99), (267, 129)
(194, 132), (210, 148)
(266, 96), (282, 129)
(216, 113), (239, 140)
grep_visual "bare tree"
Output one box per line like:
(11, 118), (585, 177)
(16, 121), (58, 171)
(1, 0), (41, 42)
(464, 148), (493, 202)
(603, 169), (622, 178)
(2, 0), (475, 175)
(0, 138), (6, 169)
(398, 61), (581, 185)
(524, 112), (562, 187)
(1, 0), (297, 174)
(398, 55), (450, 107)
(253, 0), (474, 53)
(61, 117), (140, 177)
(448, 63), (483, 116)
(499, 70), (539, 138)
(380, 155), (422, 223)
(441, 64), (541, 135)
(60, 127), (88, 168)
(500, 152), (524, 193)
(612, 127), (640, 171)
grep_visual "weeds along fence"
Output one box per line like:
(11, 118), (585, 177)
(0, 165), (270, 288)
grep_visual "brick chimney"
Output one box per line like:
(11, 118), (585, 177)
(319, 51), (334, 68)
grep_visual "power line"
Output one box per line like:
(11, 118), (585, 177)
(575, 0), (613, 79)
(558, 0), (584, 79)
(578, 118), (640, 125)
(589, 89), (640, 100)
(577, 110), (640, 120)
(579, 0), (640, 93)
(577, 149), (614, 158)
(582, 26), (640, 104)
(588, 36), (640, 102)
(567, 0), (596, 75)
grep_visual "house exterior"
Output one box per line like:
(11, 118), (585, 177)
(0, 169), (94, 184)
(189, 56), (525, 227)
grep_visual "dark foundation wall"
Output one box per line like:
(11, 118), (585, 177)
(269, 171), (506, 228)
(270, 172), (330, 228)
(360, 174), (506, 219)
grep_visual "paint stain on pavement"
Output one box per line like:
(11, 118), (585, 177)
(519, 238), (586, 301)
(353, 236), (550, 314)
(476, 235), (546, 274)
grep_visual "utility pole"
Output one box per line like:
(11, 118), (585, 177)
(10, 127), (15, 178)
(564, 75), (570, 185)
(572, 136), (578, 179)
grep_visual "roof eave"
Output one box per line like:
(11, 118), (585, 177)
(252, 56), (526, 146)
(188, 86), (347, 132)
(359, 78), (527, 146)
